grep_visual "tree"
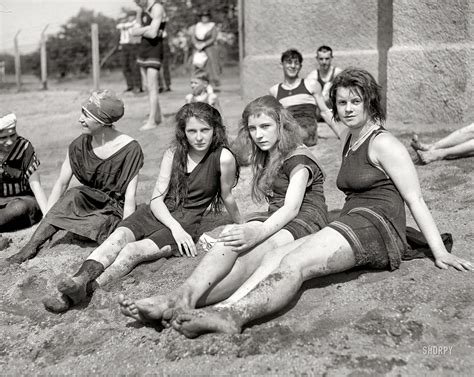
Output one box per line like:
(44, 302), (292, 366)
(46, 8), (120, 78)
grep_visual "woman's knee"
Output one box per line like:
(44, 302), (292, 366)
(278, 253), (305, 276)
(109, 227), (135, 246)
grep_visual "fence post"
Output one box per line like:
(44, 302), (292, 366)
(238, 0), (244, 97)
(40, 25), (49, 90)
(91, 23), (100, 90)
(14, 30), (22, 91)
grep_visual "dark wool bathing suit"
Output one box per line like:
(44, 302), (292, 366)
(137, 1), (166, 69)
(45, 135), (144, 243)
(0, 136), (42, 230)
(276, 80), (319, 146)
(119, 146), (225, 251)
(328, 128), (407, 270)
(248, 146), (328, 240)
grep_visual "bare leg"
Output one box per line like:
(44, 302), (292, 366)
(216, 237), (307, 306)
(7, 222), (58, 264)
(412, 123), (474, 151)
(172, 227), (356, 338)
(96, 239), (172, 287)
(140, 67), (162, 131)
(140, 67), (147, 91)
(119, 227), (294, 324)
(417, 139), (474, 164)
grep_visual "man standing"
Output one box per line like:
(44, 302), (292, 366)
(269, 49), (339, 146)
(116, 10), (143, 93)
(0, 113), (47, 249)
(307, 45), (342, 106)
(131, 0), (166, 131)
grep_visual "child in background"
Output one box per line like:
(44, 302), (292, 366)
(185, 71), (221, 114)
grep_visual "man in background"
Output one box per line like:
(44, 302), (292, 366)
(307, 45), (342, 121)
(116, 10), (143, 93)
(270, 49), (339, 146)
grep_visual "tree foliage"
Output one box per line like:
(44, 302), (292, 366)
(5, 1), (239, 78)
(46, 8), (120, 78)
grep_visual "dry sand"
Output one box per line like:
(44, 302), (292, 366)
(0, 68), (472, 375)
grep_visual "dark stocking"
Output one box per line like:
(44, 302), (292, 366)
(7, 223), (58, 264)
(57, 259), (105, 306)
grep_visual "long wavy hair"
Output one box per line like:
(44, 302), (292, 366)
(329, 67), (385, 125)
(167, 102), (239, 213)
(238, 95), (302, 202)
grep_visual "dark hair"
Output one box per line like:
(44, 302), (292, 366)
(198, 8), (211, 18)
(167, 102), (239, 213)
(281, 49), (303, 64)
(316, 45), (333, 56)
(239, 95), (302, 202)
(329, 67), (385, 125)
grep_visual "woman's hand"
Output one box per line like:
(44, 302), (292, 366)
(435, 253), (473, 271)
(218, 223), (263, 252)
(171, 225), (197, 257)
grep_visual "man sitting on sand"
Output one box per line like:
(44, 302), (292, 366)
(269, 49), (340, 146)
(411, 123), (474, 164)
(0, 113), (47, 250)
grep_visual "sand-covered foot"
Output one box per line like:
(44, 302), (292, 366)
(57, 275), (87, 305)
(411, 134), (432, 151)
(172, 308), (242, 338)
(119, 294), (173, 324)
(139, 122), (160, 131)
(42, 291), (71, 313)
(119, 294), (143, 322)
(6, 245), (38, 264)
(416, 149), (441, 165)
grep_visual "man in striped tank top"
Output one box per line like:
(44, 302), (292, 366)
(270, 49), (340, 146)
(307, 46), (342, 104)
(0, 114), (47, 249)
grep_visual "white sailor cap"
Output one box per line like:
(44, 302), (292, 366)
(0, 113), (17, 131)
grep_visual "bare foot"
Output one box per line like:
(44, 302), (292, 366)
(119, 294), (143, 322)
(416, 149), (442, 165)
(411, 134), (432, 151)
(119, 294), (176, 324)
(172, 308), (242, 338)
(57, 274), (87, 305)
(139, 122), (160, 131)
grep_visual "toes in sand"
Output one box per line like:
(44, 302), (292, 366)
(172, 308), (241, 338)
(416, 150), (439, 165)
(119, 294), (172, 325)
(411, 134), (431, 151)
(118, 294), (142, 321)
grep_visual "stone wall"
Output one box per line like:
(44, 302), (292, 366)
(240, 0), (381, 100)
(240, 0), (472, 124)
(387, 0), (473, 123)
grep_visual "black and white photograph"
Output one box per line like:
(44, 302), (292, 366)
(0, 0), (472, 375)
